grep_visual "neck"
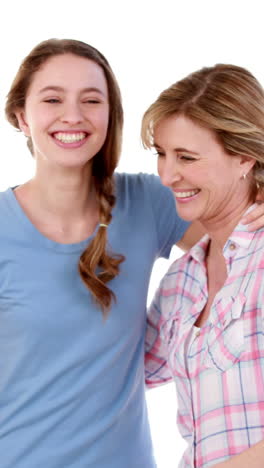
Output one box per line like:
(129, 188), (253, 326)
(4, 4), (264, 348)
(16, 163), (98, 224)
(201, 197), (252, 250)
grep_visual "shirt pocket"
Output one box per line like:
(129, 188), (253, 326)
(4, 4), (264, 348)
(162, 313), (191, 378)
(203, 292), (246, 372)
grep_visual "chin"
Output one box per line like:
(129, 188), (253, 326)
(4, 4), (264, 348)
(176, 208), (197, 222)
(56, 158), (93, 170)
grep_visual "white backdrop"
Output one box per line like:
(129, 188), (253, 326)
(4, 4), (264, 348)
(1, 1), (263, 466)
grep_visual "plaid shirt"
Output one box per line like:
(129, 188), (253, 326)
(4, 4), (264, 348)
(145, 210), (264, 467)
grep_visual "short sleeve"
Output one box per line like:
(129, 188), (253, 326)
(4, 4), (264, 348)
(145, 276), (173, 387)
(143, 174), (189, 258)
(113, 172), (190, 260)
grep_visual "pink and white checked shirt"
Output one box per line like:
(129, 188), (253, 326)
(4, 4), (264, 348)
(145, 210), (264, 467)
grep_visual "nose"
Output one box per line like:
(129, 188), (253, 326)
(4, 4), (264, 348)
(60, 100), (84, 125)
(158, 155), (182, 187)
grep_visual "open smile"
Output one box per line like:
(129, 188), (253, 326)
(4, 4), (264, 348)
(173, 189), (201, 203)
(174, 189), (200, 198)
(52, 131), (89, 144)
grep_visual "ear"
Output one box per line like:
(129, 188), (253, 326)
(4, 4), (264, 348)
(15, 110), (31, 137)
(238, 155), (256, 178)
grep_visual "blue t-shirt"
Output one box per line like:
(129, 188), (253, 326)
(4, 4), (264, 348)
(0, 173), (188, 468)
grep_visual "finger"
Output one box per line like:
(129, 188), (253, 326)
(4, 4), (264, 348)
(241, 204), (264, 225)
(245, 216), (264, 231)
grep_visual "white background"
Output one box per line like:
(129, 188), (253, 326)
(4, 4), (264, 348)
(1, 1), (263, 466)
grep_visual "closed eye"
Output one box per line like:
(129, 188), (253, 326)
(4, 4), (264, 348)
(179, 155), (196, 161)
(44, 98), (61, 104)
(82, 97), (102, 104)
(153, 149), (165, 157)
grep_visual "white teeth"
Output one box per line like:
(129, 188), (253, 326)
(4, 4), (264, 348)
(175, 190), (199, 198)
(54, 132), (87, 143)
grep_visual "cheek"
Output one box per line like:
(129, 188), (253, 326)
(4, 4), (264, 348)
(102, 114), (110, 132)
(199, 167), (220, 185)
(157, 158), (164, 177)
(102, 110), (110, 131)
(93, 104), (109, 125)
(23, 108), (47, 136)
(97, 111), (110, 142)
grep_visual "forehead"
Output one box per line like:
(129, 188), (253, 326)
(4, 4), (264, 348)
(27, 53), (108, 95)
(154, 114), (218, 148)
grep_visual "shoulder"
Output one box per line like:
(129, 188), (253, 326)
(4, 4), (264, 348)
(114, 171), (172, 197)
(0, 187), (9, 201)
(0, 189), (16, 260)
(230, 222), (264, 269)
(0, 187), (26, 242)
(0, 188), (12, 217)
(113, 171), (176, 214)
(161, 249), (202, 300)
(113, 172), (189, 253)
(162, 252), (190, 287)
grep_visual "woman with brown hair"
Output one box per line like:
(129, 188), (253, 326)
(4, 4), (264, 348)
(1, 38), (193, 468)
(144, 64), (264, 467)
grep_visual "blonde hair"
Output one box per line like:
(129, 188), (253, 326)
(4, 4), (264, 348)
(5, 38), (124, 316)
(142, 64), (264, 193)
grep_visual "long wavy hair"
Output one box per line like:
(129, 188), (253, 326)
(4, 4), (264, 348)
(142, 64), (264, 196)
(5, 38), (125, 316)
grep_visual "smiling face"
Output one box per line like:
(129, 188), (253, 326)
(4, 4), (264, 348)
(154, 114), (255, 225)
(15, 53), (109, 170)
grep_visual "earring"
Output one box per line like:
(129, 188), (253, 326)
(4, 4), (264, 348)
(242, 173), (247, 180)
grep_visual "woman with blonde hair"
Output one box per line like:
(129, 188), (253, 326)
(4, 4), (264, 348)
(144, 64), (264, 467)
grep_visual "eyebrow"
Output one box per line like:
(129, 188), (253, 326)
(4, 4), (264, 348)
(153, 143), (199, 155)
(173, 147), (199, 155)
(38, 86), (106, 96)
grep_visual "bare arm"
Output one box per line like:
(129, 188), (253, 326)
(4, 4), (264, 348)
(213, 440), (264, 468)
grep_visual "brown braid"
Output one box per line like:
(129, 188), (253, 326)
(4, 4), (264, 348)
(79, 176), (124, 317)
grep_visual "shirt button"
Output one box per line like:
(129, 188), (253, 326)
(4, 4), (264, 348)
(229, 243), (236, 250)
(195, 330), (200, 337)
